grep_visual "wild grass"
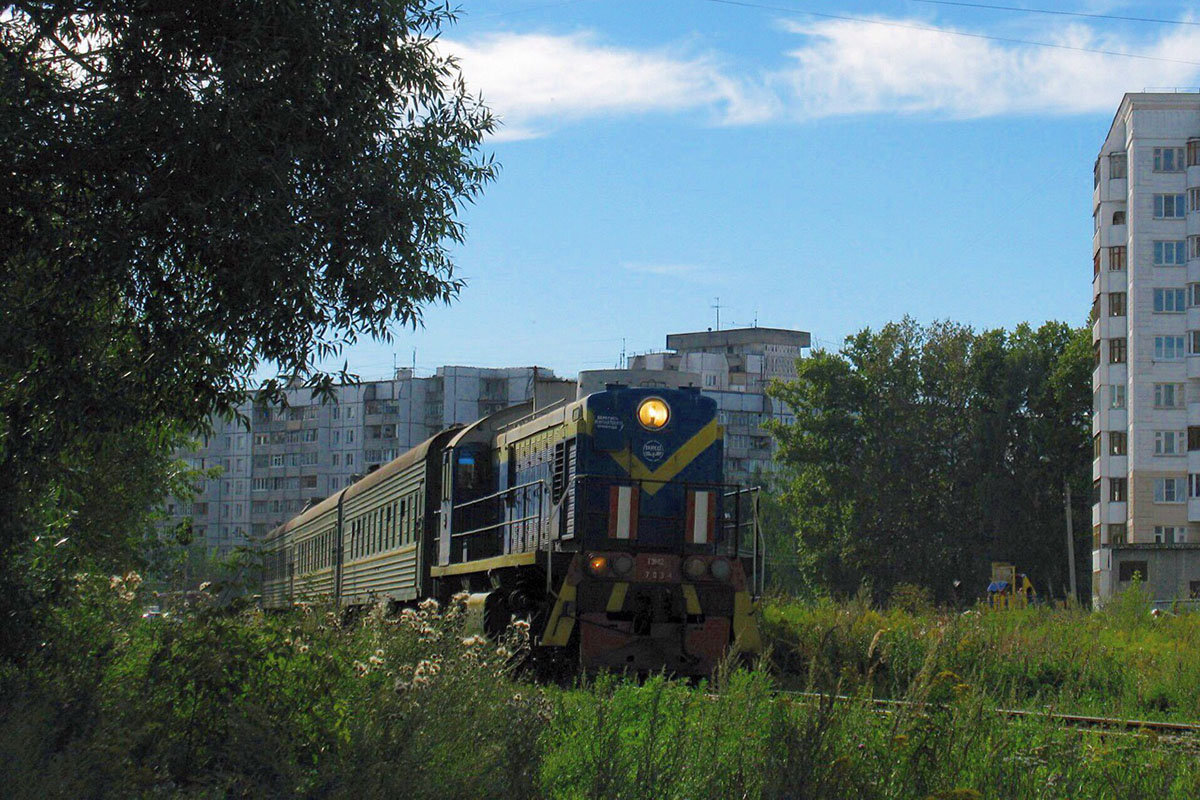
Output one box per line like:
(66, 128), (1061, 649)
(3, 578), (1200, 798)
(762, 584), (1200, 721)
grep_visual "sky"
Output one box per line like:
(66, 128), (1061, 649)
(330, 0), (1200, 382)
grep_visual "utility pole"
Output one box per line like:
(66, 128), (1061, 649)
(1064, 476), (1077, 603)
(711, 297), (722, 331)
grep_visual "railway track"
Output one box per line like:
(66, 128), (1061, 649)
(773, 690), (1200, 737)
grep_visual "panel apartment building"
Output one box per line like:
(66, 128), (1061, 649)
(1092, 92), (1200, 605)
(580, 327), (810, 487)
(166, 366), (572, 556)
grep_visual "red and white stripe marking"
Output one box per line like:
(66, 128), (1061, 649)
(686, 490), (716, 545)
(608, 485), (639, 540)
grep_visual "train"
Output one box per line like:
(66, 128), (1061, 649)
(262, 384), (764, 675)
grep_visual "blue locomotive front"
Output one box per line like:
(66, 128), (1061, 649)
(434, 384), (762, 674)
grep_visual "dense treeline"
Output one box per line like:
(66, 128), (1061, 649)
(766, 318), (1091, 603)
(0, 2), (492, 657)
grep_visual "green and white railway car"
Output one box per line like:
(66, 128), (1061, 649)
(262, 426), (462, 609)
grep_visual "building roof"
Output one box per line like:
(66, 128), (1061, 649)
(665, 327), (811, 351)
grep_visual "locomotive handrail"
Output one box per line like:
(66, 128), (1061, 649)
(448, 479), (548, 542)
(450, 479), (546, 511)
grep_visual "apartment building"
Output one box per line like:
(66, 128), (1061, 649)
(582, 327), (809, 487)
(1092, 92), (1200, 605)
(166, 366), (572, 556)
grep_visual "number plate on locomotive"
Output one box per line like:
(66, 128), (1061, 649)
(635, 554), (679, 583)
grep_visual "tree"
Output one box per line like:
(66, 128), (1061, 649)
(766, 319), (1091, 603)
(0, 1), (495, 655)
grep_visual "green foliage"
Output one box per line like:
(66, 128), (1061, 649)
(766, 318), (1092, 603)
(6, 588), (1200, 798)
(762, 595), (1200, 722)
(1, 588), (543, 798)
(1, 1), (494, 658)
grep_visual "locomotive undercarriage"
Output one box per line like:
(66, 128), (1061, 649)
(438, 550), (758, 677)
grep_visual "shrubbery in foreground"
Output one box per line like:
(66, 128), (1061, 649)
(4, 580), (1200, 798)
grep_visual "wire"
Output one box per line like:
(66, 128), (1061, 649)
(698, 0), (1200, 68)
(906, 0), (1200, 27)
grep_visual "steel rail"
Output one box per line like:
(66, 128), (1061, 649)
(773, 690), (1200, 736)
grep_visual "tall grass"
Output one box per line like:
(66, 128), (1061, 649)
(762, 586), (1200, 721)
(4, 578), (1200, 797)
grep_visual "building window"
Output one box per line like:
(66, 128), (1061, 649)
(1110, 385), (1125, 409)
(1094, 249), (1101, 277)
(1155, 335), (1184, 360)
(1093, 433), (1101, 460)
(1190, 140), (1200, 167)
(1118, 561), (1147, 582)
(1155, 431), (1186, 456)
(1109, 523), (1128, 545)
(1190, 188), (1200, 213)
(1109, 338), (1127, 363)
(1154, 288), (1186, 313)
(1108, 245), (1126, 270)
(270, 454), (285, 467)
(1093, 340), (1102, 369)
(1092, 478), (1101, 506)
(1154, 241), (1187, 266)
(347, 429), (355, 443)
(1154, 194), (1186, 219)
(1109, 152), (1127, 178)
(1110, 477), (1128, 502)
(1191, 473), (1200, 497)
(1154, 526), (1185, 544)
(1112, 210), (1126, 225)
(1191, 331), (1200, 356)
(346, 453), (354, 466)
(1109, 431), (1127, 456)
(1154, 147), (1185, 172)
(1191, 285), (1200, 307)
(1154, 383), (1185, 408)
(1109, 292), (1126, 316)
(1154, 477), (1186, 502)
(332, 453), (340, 466)
(1191, 236), (1200, 260)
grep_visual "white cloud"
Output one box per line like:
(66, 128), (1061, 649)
(442, 20), (1200, 137)
(442, 32), (774, 140)
(773, 17), (1200, 119)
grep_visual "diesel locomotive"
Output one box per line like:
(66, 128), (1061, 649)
(262, 385), (764, 674)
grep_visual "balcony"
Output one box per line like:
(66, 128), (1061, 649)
(1189, 355), (1200, 380)
(1190, 497), (1200, 523)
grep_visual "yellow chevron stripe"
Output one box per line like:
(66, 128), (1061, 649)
(607, 419), (720, 496)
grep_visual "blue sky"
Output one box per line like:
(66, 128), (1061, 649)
(333, 1), (1200, 381)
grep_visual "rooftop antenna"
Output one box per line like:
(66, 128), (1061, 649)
(620, 337), (626, 369)
(711, 297), (723, 331)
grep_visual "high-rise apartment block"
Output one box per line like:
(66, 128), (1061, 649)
(1092, 93), (1200, 605)
(166, 366), (572, 556)
(582, 327), (810, 487)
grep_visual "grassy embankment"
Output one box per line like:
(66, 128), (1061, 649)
(4, 577), (1200, 798)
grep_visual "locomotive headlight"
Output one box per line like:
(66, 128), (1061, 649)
(587, 554), (609, 576)
(611, 553), (635, 578)
(637, 397), (670, 430)
(682, 556), (707, 581)
(710, 558), (732, 582)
